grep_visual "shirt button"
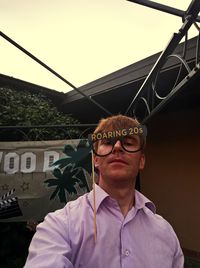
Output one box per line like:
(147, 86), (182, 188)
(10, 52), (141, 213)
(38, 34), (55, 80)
(124, 249), (130, 256)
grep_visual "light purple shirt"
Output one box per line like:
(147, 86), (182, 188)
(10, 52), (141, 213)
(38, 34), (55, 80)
(24, 184), (184, 268)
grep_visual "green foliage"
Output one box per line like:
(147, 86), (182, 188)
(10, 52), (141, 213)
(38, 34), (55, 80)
(45, 165), (84, 203)
(0, 87), (81, 266)
(54, 139), (92, 175)
(44, 139), (92, 203)
(0, 87), (87, 266)
(0, 87), (80, 141)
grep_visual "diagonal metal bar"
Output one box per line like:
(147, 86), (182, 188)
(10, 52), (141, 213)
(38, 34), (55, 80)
(142, 63), (200, 124)
(125, 0), (200, 115)
(0, 31), (112, 116)
(127, 0), (200, 22)
(125, 32), (183, 115)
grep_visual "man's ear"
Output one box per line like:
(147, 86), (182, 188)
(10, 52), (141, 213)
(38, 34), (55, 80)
(139, 153), (145, 170)
(93, 155), (100, 175)
(93, 155), (99, 168)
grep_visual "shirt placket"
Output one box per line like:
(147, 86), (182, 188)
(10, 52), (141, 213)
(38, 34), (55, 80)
(120, 207), (138, 268)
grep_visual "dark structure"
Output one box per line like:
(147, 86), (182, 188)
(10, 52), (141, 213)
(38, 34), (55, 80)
(1, 36), (200, 125)
(60, 36), (200, 124)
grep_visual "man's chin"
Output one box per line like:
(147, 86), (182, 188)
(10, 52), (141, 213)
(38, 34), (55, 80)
(106, 172), (132, 182)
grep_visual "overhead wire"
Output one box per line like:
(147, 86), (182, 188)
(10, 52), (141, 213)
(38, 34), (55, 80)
(0, 31), (112, 116)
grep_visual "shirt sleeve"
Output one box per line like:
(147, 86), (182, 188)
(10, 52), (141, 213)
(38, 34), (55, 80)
(170, 226), (184, 268)
(172, 244), (184, 268)
(24, 208), (74, 268)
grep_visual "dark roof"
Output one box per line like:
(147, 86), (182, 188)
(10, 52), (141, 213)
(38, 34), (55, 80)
(1, 36), (199, 124)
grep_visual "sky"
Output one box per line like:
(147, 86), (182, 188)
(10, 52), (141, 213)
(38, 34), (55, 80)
(0, 0), (198, 93)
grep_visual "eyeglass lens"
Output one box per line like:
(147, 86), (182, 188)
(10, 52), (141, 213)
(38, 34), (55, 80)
(92, 135), (143, 156)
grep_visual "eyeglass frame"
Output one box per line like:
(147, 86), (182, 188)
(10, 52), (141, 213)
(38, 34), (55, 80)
(88, 125), (147, 157)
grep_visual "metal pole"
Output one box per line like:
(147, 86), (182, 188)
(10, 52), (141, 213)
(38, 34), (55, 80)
(127, 0), (200, 22)
(142, 63), (200, 124)
(125, 32), (182, 115)
(125, 0), (200, 115)
(0, 31), (112, 116)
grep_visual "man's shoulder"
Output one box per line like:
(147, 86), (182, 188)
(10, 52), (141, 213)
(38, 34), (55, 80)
(135, 191), (176, 234)
(66, 192), (90, 210)
(135, 190), (156, 213)
(44, 192), (90, 222)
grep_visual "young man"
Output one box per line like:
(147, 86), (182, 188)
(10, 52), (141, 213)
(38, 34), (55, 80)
(24, 115), (184, 268)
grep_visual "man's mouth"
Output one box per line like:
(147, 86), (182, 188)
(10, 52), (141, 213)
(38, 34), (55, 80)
(109, 159), (128, 165)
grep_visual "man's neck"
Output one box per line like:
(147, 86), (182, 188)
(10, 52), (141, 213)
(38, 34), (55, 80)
(98, 178), (135, 217)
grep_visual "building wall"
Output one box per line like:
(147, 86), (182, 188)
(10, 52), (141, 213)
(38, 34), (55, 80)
(141, 107), (200, 253)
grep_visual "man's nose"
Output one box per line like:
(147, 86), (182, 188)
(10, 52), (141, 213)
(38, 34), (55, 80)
(112, 140), (124, 152)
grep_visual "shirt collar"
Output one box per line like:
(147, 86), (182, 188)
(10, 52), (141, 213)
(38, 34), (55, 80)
(87, 184), (109, 211)
(87, 184), (156, 214)
(135, 190), (156, 214)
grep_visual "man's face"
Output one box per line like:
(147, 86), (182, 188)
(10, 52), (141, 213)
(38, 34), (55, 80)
(94, 136), (145, 184)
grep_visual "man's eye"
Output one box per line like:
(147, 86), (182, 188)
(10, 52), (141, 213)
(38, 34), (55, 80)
(124, 141), (134, 146)
(124, 138), (138, 145)
(101, 139), (112, 145)
(124, 141), (132, 145)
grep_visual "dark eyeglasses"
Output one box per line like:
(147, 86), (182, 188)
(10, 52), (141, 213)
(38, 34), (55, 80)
(88, 126), (147, 157)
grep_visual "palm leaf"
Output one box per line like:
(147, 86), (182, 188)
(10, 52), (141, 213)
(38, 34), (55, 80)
(58, 187), (67, 203)
(62, 144), (75, 156)
(50, 186), (59, 200)
(52, 157), (71, 169)
(52, 168), (62, 179)
(76, 168), (90, 191)
(65, 140), (92, 174)
(44, 178), (59, 187)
